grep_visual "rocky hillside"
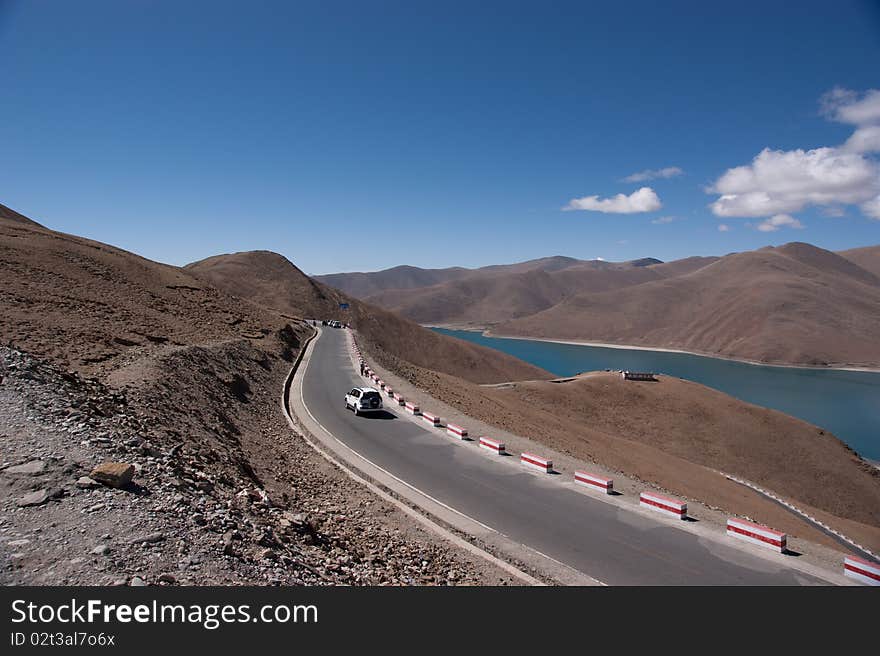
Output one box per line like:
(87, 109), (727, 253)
(0, 210), (514, 586)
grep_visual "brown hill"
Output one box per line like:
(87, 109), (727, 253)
(0, 220), (294, 377)
(497, 243), (880, 367)
(186, 251), (551, 385)
(0, 202), (44, 227)
(365, 268), (570, 325)
(839, 245), (880, 278)
(0, 208), (513, 586)
(316, 264), (472, 298)
(354, 257), (708, 327)
(315, 255), (596, 299)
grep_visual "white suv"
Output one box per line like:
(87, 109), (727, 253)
(345, 387), (383, 415)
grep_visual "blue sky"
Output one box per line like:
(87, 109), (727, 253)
(2, 1), (879, 274)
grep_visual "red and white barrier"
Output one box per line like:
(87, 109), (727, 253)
(394, 393), (406, 406)
(640, 492), (687, 520)
(575, 471), (613, 494)
(385, 386), (394, 396)
(844, 556), (880, 586)
(422, 411), (441, 427)
(726, 518), (786, 553)
(405, 402), (420, 416)
(377, 380), (385, 389)
(479, 437), (505, 455)
(521, 452), (552, 473)
(446, 423), (468, 440)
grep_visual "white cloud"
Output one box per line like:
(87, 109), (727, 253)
(822, 87), (880, 126)
(709, 146), (880, 218)
(564, 186), (662, 214)
(862, 195), (880, 220)
(844, 125), (880, 153)
(718, 223), (731, 232)
(709, 88), (880, 222)
(623, 166), (683, 183)
(756, 214), (804, 232)
(651, 215), (679, 224)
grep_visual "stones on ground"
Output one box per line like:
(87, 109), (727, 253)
(130, 532), (164, 545)
(89, 462), (135, 488)
(222, 530), (237, 555)
(1, 348), (492, 588)
(18, 489), (50, 507)
(5, 460), (46, 475)
(129, 576), (148, 586)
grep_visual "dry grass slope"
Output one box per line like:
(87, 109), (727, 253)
(498, 243), (880, 367)
(187, 251), (552, 385)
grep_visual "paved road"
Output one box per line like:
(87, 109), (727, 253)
(301, 328), (827, 585)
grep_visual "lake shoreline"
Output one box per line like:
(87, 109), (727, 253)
(424, 324), (880, 374)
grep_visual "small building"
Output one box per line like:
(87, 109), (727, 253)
(622, 371), (657, 381)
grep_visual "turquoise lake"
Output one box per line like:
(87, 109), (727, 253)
(432, 328), (880, 461)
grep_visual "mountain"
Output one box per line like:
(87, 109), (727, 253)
(315, 265), (472, 298)
(318, 243), (880, 367)
(838, 245), (880, 279)
(0, 204), (541, 586)
(0, 215), (294, 377)
(0, 202), (44, 227)
(186, 252), (551, 384)
(320, 255), (705, 327)
(497, 242), (880, 367)
(315, 255), (599, 299)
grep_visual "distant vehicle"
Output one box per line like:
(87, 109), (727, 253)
(345, 387), (383, 415)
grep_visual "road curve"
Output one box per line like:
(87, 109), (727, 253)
(300, 327), (828, 585)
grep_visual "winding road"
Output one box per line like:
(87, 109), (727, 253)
(297, 327), (831, 585)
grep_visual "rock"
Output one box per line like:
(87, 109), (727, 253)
(157, 573), (177, 584)
(282, 511), (306, 526)
(130, 532), (164, 544)
(7, 539), (30, 548)
(89, 462), (135, 488)
(5, 460), (46, 475)
(18, 489), (50, 507)
(76, 476), (100, 489)
(222, 530), (236, 555)
(91, 545), (111, 556)
(129, 576), (148, 586)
